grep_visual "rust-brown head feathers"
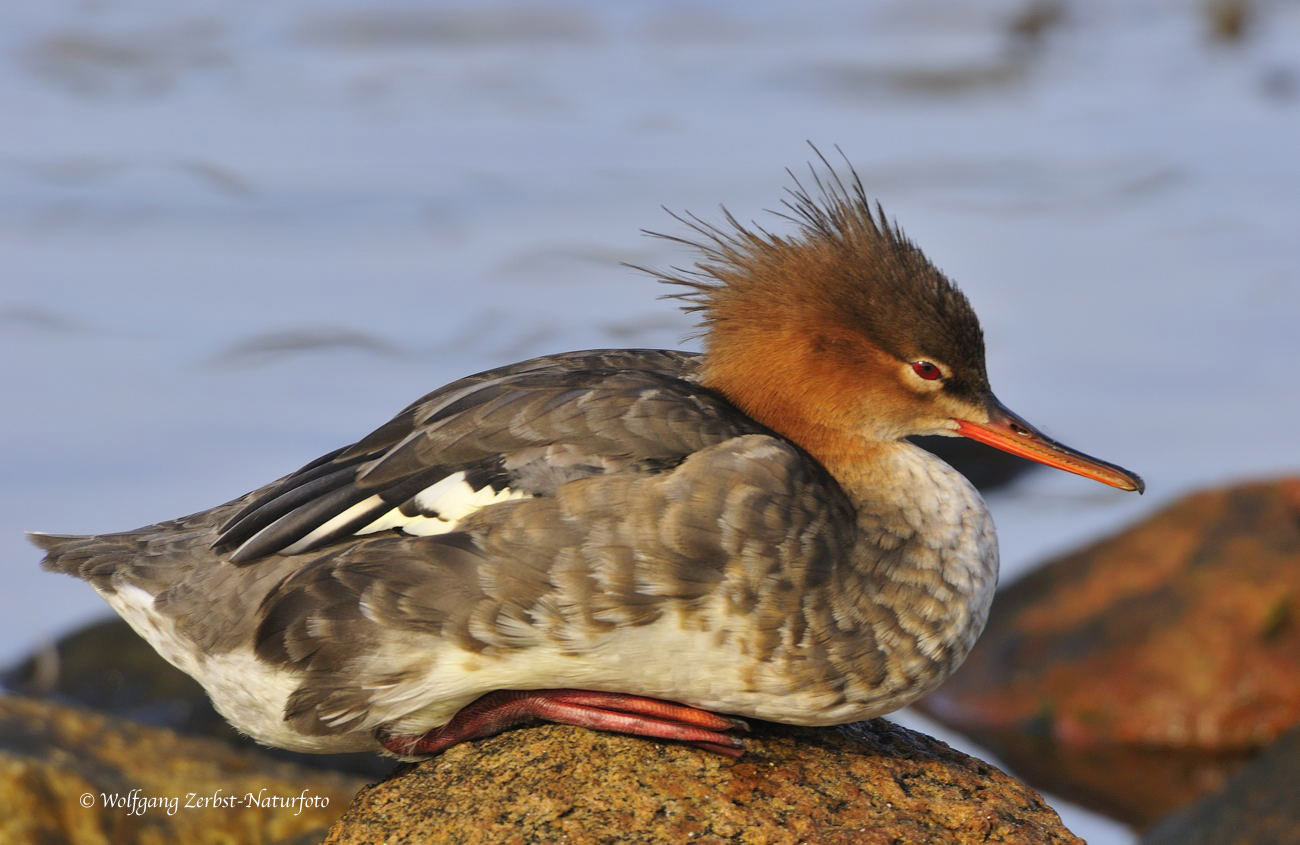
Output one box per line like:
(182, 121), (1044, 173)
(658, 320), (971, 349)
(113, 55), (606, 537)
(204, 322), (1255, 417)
(648, 154), (990, 405)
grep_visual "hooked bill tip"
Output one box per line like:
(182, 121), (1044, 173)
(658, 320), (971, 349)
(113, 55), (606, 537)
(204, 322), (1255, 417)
(954, 403), (1145, 494)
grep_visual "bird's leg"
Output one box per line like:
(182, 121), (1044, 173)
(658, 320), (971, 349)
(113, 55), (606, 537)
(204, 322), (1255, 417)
(379, 688), (748, 758)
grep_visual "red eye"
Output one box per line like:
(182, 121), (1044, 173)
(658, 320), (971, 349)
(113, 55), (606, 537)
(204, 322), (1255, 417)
(912, 361), (941, 380)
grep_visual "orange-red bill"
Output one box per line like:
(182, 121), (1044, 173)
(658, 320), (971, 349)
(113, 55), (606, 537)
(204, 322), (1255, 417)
(954, 397), (1144, 493)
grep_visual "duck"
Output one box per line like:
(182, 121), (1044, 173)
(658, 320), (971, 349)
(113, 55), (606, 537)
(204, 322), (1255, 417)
(33, 155), (1143, 760)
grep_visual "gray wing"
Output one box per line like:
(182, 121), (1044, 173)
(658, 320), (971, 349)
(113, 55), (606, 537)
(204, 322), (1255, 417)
(253, 434), (858, 737)
(213, 349), (765, 563)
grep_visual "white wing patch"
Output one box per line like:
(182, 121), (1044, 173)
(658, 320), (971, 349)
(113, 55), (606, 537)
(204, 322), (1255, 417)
(356, 471), (531, 538)
(272, 471), (533, 557)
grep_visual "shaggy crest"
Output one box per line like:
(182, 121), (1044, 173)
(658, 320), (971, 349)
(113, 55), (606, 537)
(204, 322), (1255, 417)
(643, 148), (990, 399)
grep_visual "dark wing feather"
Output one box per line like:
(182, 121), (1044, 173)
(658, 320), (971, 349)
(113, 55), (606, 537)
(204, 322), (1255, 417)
(214, 349), (765, 563)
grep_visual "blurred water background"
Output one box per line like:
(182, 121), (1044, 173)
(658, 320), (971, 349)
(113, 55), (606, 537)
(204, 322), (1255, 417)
(3, 1), (1298, 840)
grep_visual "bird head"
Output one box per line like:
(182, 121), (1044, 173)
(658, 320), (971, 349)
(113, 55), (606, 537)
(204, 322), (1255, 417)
(651, 151), (1143, 493)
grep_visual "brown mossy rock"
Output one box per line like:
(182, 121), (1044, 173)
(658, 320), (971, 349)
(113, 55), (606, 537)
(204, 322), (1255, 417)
(0, 693), (365, 844)
(324, 720), (1080, 844)
(918, 476), (1300, 827)
(913, 732), (1249, 832)
(1143, 723), (1300, 845)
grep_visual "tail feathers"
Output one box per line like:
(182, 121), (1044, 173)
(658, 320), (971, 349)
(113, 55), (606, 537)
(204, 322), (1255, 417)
(29, 532), (128, 584)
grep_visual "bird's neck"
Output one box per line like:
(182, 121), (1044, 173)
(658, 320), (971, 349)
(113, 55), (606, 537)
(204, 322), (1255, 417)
(699, 341), (998, 707)
(841, 440), (1000, 685)
(699, 339), (998, 672)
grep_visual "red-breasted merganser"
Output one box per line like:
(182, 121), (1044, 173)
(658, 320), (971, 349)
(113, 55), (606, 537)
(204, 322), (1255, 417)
(33, 157), (1143, 760)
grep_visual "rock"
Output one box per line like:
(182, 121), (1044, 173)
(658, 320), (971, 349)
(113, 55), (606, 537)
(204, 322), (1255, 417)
(4, 616), (395, 779)
(914, 731), (1249, 832)
(325, 720), (1080, 844)
(0, 693), (365, 844)
(918, 477), (1300, 827)
(1142, 722), (1300, 845)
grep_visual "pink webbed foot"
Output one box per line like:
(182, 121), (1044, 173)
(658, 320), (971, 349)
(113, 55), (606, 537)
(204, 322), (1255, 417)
(379, 689), (748, 759)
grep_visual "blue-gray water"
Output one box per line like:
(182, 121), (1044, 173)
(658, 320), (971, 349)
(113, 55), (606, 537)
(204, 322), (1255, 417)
(4, 2), (1298, 840)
